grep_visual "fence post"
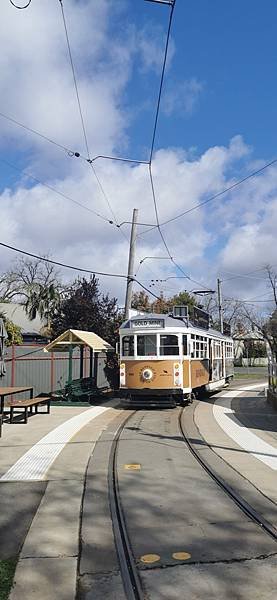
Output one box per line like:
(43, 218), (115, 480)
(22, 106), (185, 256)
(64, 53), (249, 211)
(11, 344), (16, 387)
(51, 352), (55, 393)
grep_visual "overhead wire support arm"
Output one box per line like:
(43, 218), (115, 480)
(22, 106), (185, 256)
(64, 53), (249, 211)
(145, 0), (175, 5)
(87, 155), (149, 166)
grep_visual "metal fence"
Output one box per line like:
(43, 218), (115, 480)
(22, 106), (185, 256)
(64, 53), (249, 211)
(1, 344), (110, 398)
(268, 360), (277, 409)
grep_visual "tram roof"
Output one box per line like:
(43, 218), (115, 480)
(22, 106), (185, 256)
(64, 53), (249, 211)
(120, 313), (231, 339)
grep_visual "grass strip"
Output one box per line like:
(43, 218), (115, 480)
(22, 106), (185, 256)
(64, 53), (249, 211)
(0, 559), (17, 600)
(234, 373), (267, 379)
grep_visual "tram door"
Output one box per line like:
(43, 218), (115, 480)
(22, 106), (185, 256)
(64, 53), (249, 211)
(209, 339), (213, 381)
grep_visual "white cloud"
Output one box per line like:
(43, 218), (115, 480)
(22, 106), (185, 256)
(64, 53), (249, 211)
(162, 78), (203, 116)
(0, 134), (260, 302)
(1, 3), (277, 307)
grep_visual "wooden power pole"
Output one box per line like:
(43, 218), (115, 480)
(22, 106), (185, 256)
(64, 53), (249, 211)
(124, 208), (138, 320)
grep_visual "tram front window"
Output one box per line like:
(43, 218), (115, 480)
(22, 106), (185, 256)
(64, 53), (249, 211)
(160, 334), (179, 356)
(122, 336), (134, 357)
(137, 334), (157, 356)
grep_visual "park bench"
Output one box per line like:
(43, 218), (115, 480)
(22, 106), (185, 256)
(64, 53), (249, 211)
(52, 377), (96, 402)
(6, 396), (51, 424)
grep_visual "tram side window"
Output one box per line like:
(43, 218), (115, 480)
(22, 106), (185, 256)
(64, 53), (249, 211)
(225, 343), (233, 358)
(183, 335), (188, 355)
(160, 334), (179, 356)
(191, 335), (208, 358)
(137, 334), (157, 356)
(122, 336), (134, 357)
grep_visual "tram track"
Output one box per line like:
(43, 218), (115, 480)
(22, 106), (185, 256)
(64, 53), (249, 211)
(108, 411), (145, 600)
(179, 406), (277, 543)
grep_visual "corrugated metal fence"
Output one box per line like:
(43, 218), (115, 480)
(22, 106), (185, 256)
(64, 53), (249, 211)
(1, 344), (110, 397)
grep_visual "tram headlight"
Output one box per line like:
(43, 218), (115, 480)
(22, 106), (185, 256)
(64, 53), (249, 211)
(120, 363), (126, 386)
(141, 368), (153, 381)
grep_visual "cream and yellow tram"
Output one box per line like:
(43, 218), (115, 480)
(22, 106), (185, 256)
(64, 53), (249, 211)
(119, 308), (234, 407)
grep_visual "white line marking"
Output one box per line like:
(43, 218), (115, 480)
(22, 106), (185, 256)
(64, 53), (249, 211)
(1, 406), (110, 481)
(213, 382), (277, 470)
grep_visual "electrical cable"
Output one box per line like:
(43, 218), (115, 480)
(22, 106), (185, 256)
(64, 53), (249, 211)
(144, 0), (276, 295)
(145, 0), (203, 290)
(220, 266), (277, 282)
(0, 241), (127, 278)
(0, 241), (161, 300)
(0, 110), (80, 157)
(58, 0), (90, 161)
(224, 296), (275, 304)
(149, 0), (176, 162)
(58, 0), (125, 237)
(159, 158), (277, 227)
(0, 157), (112, 223)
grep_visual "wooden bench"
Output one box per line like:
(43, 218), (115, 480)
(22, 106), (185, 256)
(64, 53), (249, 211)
(7, 397), (51, 424)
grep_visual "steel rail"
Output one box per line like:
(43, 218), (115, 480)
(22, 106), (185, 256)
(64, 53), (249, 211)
(178, 408), (277, 543)
(108, 412), (145, 600)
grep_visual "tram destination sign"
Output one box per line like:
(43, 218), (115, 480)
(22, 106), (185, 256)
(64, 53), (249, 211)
(131, 318), (164, 329)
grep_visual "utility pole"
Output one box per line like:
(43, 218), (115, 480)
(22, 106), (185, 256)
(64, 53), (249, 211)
(217, 278), (223, 334)
(124, 208), (138, 320)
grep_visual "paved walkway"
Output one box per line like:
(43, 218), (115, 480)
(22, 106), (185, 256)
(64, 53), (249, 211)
(0, 400), (122, 600)
(1, 382), (276, 599)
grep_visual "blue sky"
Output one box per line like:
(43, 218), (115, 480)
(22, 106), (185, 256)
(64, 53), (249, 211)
(124, 0), (277, 162)
(0, 0), (277, 308)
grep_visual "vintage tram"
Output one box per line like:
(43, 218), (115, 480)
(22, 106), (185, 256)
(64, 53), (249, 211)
(119, 306), (234, 407)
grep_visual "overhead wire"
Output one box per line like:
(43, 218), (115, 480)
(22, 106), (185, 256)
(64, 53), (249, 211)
(159, 158), (277, 227)
(0, 240), (161, 300)
(8, 0), (274, 301)
(0, 157), (113, 223)
(221, 266), (276, 282)
(58, 0), (127, 239)
(145, 0), (212, 293)
(0, 110), (80, 157)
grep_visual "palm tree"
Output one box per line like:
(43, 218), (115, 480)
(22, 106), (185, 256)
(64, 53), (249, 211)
(25, 283), (60, 330)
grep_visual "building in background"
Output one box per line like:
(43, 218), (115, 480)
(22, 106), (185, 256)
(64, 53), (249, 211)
(0, 303), (48, 344)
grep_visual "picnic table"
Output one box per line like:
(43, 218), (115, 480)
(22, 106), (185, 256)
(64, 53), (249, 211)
(0, 386), (34, 414)
(0, 387), (33, 436)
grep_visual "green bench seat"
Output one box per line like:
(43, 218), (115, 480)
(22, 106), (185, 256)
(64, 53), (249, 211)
(52, 377), (96, 402)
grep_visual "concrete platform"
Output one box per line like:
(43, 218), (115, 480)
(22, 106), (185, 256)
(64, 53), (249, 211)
(2, 381), (277, 600)
(0, 400), (122, 599)
(194, 382), (277, 508)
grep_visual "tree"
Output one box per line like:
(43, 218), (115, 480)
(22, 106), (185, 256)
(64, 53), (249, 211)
(240, 266), (277, 361)
(131, 289), (196, 315)
(0, 312), (23, 346)
(50, 277), (122, 389)
(25, 283), (60, 330)
(131, 291), (152, 312)
(0, 257), (61, 303)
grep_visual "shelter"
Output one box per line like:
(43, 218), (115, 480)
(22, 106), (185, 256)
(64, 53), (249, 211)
(0, 318), (7, 377)
(44, 329), (114, 384)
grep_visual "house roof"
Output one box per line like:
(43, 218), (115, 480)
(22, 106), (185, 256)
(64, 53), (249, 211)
(0, 303), (44, 334)
(44, 329), (114, 353)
